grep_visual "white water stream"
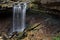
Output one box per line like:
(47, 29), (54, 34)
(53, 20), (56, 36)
(13, 2), (27, 32)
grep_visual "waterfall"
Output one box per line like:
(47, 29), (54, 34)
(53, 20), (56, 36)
(13, 2), (27, 33)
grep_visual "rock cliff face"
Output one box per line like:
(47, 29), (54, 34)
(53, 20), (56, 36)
(0, 0), (60, 10)
(20, 11), (60, 40)
(0, 11), (12, 33)
(0, 0), (60, 40)
(40, 0), (60, 4)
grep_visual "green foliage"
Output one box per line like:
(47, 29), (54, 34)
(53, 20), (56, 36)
(52, 34), (60, 40)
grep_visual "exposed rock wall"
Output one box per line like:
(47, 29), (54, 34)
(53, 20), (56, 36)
(40, 0), (60, 4)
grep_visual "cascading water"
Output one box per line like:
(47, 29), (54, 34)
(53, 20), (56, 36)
(13, 2), (27, 33)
